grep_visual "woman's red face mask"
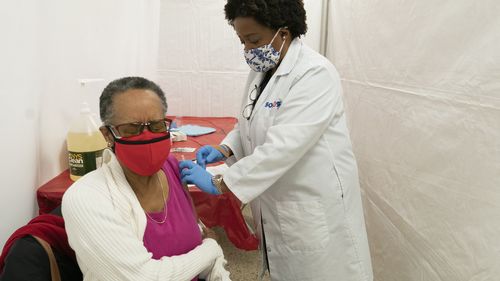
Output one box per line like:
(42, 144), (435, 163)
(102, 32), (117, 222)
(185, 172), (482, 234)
(113, 130), (171, 176)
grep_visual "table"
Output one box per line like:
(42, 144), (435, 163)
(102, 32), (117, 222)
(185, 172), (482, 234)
(37, 117), (258, 251)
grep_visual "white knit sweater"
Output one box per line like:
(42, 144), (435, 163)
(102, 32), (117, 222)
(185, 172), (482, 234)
(62, 149), (230, 281)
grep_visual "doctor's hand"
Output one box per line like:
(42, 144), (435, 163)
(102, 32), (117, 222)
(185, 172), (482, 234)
(196, 145), (224, 169)
(179, 160), (220, 195)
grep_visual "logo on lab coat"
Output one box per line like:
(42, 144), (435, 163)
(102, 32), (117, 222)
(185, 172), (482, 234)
(264, 99), (282, 109)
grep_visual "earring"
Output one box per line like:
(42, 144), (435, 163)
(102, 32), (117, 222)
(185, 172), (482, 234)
(107, 142), (113, 148)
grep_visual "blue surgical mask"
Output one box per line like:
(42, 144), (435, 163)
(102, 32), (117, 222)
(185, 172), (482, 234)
(244, 28), (286, 72)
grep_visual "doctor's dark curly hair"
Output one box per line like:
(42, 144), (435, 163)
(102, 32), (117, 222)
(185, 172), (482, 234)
(224, 0), (307, 39)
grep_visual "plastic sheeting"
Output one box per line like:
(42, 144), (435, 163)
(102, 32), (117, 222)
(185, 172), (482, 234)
(328, 1), (500, 280)
(0, 0), (41, 249)
(157, 0), (248, 118)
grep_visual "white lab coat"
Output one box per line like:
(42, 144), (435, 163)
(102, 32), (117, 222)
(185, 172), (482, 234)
(222, 38), (373, 281)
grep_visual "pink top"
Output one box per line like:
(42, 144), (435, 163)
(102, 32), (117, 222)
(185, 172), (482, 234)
(143, 156), (202, 281)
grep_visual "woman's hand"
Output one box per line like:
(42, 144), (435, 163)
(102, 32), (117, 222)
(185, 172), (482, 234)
(196, 145), (225, 169)
(179, 160), (220, 194)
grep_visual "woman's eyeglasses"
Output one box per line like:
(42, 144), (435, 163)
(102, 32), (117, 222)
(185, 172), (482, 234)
(106, 118), (172, 138)
(242, 85), (259, 120)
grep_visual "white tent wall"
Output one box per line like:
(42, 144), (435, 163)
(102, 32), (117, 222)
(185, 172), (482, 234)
(157, 0), (247, 118)
(157, 0), (324, 117)
(328, 1), (500, 280)
(0, 0), (160, 247)
(0, 0), (41, 252)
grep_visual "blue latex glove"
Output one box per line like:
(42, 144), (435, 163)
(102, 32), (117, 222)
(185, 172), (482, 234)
(196, 145), (224, 169)
(179, 160), (220, 195)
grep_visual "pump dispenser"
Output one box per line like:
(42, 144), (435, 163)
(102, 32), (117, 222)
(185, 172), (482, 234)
(67, 79), (107, 181)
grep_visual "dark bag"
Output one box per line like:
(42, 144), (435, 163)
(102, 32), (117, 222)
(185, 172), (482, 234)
(0, 207), (82, 281)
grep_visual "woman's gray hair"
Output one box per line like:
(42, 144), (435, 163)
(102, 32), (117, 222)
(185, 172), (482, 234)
(99, 77), (168, 124)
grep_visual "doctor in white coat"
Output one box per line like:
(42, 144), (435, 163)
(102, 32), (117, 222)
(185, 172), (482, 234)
(179, 0), (373, 280)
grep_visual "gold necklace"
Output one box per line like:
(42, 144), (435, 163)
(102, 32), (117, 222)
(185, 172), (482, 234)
(144, 173), (168, 224)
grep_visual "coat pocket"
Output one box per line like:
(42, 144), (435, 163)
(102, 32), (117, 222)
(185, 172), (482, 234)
(276, 200), (329, 252)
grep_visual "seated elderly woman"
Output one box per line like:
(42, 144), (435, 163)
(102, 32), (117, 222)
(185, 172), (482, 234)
(62, 77), (230, 281)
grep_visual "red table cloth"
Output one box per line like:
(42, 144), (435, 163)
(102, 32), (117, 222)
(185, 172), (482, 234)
(37, 117), (258, 251)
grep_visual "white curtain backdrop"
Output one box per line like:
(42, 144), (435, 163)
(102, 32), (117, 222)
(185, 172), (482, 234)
(0, 0), (160, 247)
(328, 1), (500, 280)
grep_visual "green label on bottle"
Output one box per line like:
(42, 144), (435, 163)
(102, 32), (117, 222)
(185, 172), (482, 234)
(68, 150), (104, 177)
